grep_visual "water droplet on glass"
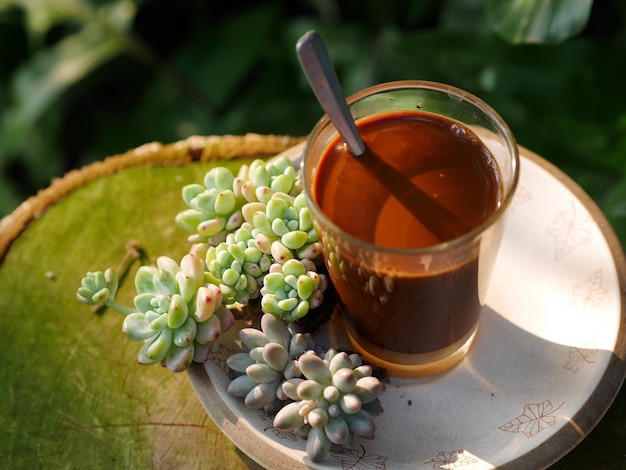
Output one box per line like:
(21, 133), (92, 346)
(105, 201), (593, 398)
(450, 124), (466, 138)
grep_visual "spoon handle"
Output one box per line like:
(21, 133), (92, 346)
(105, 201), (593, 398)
(296, 30), (365, 156)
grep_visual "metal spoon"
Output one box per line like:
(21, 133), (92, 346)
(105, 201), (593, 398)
(296, 30), (365, 156)
(295, 30), (460, 241)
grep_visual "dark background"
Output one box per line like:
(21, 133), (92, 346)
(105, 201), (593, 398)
(1, 0), (625, 245)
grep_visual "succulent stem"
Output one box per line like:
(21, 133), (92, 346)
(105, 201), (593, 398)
(92, 240), (143, 314)
(104, 299), (135, 316)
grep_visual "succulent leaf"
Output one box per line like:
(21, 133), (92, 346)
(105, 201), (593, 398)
(328, 351), (353, 374)
(306, 427), (332, 463)
(167, 294), (188, 329)
(332, 368), (357, 394)
(193, 343), (213, 363)
(245, 380), (281, 409)
(299, 353), (332, 385)
(214, 305), (235, 332)
(308, 407), (329, 428)
(122, 312), (154, 341)
(144, 328), (173, 361)
(246, 363), (280, 384)
(227, 352), (256, 373)
(153, 269), (177, 295)
(281, 378), (304, 401)
(227, 374), (258, 397)
(297, 380), (324, 401)
(325, 416), (350, 445)
(262, 342), (289, 371)
(165, 344), (194, 372)
(136, 334), (161, 365)
(134, 266), (157, 293)
(239, 328), (269, 349)
(354, 376), (386, 404)
(339, 393), (361, 415)
(181, 183), (205, 206)
(343, 409), (376, 439)
(194, 285), (219, 322)
(173, 317), (197, 346)
(195, 314), (221, 345)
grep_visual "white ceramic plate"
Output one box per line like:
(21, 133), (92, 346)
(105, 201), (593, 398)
(188, 143), (626, 469)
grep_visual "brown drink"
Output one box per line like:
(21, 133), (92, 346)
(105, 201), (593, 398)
(302, 81), (519, 377)
(314, 111), (501, 356)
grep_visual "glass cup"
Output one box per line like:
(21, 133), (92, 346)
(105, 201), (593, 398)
(301, 81), (519, 378)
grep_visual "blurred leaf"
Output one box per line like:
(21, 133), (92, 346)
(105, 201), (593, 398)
(0, 175), (22, 215)
(292, 20), (372, 94)
(0, 0), (137, 217)
(603, 114), (626, 169)
(441, 0), (490, 33)
(14, 28), (122, 123)
(304, 0), (340, 22)
(487, 0), (594, 44)
(0, 0), (136, 39)
(603, 170), (626, 245)
(1, 0), (93, 41)
(0, 1), (135, 154)
(174, 4), (281, 113)
(1, 97), (65, 189)
(377, 29), (504, 90)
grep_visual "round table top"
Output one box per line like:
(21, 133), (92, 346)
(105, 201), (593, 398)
(0, 134), (623, 469)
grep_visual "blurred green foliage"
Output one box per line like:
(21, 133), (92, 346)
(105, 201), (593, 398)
(1, 0), (625, 246)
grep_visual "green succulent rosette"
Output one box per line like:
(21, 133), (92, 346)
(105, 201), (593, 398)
(175, 166), (244, 246)
(124, 254), (235, 371)
(177, 156), (326, 320)
(226, 314), (386, 463)
(239, 156), (301, 202)
(242, 191), (322, 264)
(226, 313), (317, 412)
(260, 258), (327, 322)
(274, 348), (385, 463)
(205, 222), (273, 306)
(175, 156), (300, 249)
(78, 253), (235, 372)
(77, 268), (134, 315)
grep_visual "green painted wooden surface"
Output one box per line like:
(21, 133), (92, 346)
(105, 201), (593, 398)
(0, 160), (262, 469)
(0, 158), (624, 469)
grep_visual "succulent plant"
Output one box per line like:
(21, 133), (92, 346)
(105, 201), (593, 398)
(176, 157), (328, 321)
(77, 268), (134, 315)
(226, 313), (386, 463)
(242, 191), (322, 264)
(78, 157), (333, 365)
(176, 166), (245, 246)
(239, 156), (301, 203)
(77, 156), (389, 463)
(274, 348), (386, 463)
(226, 313), (317, 413)
(77, 253), (235, 372)
(260, 258), (327, 322)
(205, 222), (273, 306)
(175, 156), (301, 249)
(320, 232), (346, 276)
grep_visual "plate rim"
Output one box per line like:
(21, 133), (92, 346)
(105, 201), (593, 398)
(503, 147), (626, 468)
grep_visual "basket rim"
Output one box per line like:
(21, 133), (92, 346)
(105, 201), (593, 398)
(0, 133), (305, 262)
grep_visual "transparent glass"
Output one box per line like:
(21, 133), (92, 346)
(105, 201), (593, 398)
(302, 81), (519, 377)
